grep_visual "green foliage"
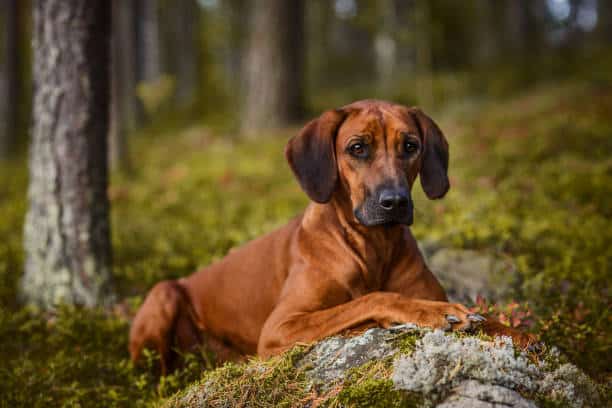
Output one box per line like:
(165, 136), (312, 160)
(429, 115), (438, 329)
(137, 75), (176, 117)
(411, 83), (612, 378)
(0, 159), (26, 309)
(109, 128), (307, 296)
(0, 306), (203, 407)
(0, 82), (610, 405)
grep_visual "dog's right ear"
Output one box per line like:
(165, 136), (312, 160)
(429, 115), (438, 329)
(285, 109), (347, 203)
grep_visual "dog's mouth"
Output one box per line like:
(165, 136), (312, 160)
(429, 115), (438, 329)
(353, 202), (414, 227)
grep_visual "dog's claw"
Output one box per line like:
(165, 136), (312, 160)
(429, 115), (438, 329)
(389, 323), (418, 333)
(467, 313), (486, 323)
(445, 314), (461, 324)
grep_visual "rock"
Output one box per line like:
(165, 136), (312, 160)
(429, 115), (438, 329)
(392, 331), (540, 396)
(298, 325), (413, 385)
(391, 330), (603, 407)
(166, 327), (606, 407)
(423, 246), (516, 303)
(436, 380), (536, 408)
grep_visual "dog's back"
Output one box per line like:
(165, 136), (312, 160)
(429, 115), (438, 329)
(179, 215), (303, 353)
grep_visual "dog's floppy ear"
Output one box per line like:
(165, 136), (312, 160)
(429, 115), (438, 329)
(410, 108), (450, 199)
(285, 109), (347, 203)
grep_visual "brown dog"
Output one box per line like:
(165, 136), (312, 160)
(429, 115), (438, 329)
(129, 100), (534, 373)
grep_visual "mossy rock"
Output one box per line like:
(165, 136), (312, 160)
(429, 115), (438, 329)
(423, 246), (517, 304)
(165, 327), (608, 407)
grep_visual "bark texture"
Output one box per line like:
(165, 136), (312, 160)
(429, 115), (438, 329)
(22, 0), (114, 308)
(136, 0), (162, 83)
(242, 0), (305, 135)
(0, 0), (19, 159)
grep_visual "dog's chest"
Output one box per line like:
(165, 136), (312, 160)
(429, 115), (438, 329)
(343, 233), (395, 296)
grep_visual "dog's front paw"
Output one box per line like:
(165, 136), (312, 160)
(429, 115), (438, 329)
(433, 302), (487, 331)
(383, 300), (487, 332)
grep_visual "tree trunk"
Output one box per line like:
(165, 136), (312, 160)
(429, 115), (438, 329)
(0, 0), (19, 159)
(242, 0), (305, 135)
(374, 0), (397, 97)
(136, 0), (162, 83)
(172, 0), (200, 107)
(223, 0), (248, 95)
(414, 0), (433, 109)
(599, 0), (612, 42)
(473, 0), (498, 66)
(307, 0), (333, 91)
(22, 0), (114, 309)
(109, 0), (137, 172)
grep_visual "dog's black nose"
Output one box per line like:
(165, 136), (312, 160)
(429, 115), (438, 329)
(378, 189), (409, 210)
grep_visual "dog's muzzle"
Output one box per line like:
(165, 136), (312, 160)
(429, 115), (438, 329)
(354, 187), (413, 227)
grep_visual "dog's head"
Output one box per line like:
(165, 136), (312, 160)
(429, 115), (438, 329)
(286, 100), (449, 227)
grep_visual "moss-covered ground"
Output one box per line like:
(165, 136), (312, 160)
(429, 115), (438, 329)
(0, 82), (610, 406)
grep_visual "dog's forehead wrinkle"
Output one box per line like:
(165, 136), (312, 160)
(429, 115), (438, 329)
(340, 111), (383, 141)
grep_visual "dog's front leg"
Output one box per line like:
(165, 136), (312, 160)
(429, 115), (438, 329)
(257, 291), (479, 357)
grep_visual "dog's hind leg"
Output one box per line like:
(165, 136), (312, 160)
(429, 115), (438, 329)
(129, 280), (202, 375)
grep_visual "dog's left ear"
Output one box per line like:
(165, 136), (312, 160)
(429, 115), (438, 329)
(410, 108), (450, 199)
(285, 109), (347, 203)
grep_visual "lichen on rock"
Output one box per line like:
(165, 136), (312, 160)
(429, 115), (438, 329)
(165, 326), (608, 407)
(299, 325), (418, 386)
(392, 330), (605, 407)
(436, 380), (537, 408)
(393, 331), (540, 398)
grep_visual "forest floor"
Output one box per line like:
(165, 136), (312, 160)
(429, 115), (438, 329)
(0, 81), (610, 407)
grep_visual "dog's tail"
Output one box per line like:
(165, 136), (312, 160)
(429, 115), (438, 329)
(129, 280), (202, 374)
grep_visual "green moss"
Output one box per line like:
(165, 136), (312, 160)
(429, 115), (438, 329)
(164, 346), (311, 407)
(326, 360), (424, 408)
(393, 331), (422, 355)
(0, 305), (198, 407)
(336, 378), (417, 408)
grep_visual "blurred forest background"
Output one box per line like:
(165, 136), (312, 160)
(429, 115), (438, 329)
(0, 0), (611, 406)
(2, 0), (611, 157)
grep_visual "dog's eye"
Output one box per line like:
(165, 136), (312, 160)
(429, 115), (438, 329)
(404, 141), (419, 154)
(348, 142), (368, 158)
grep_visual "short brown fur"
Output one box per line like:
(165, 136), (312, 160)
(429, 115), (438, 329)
(129, 100), (534, 372)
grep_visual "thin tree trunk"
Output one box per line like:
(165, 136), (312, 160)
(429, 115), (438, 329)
(414, 0), (433, 109)
(374, 0), (397, 97)
(0, 0), (19, 159)
(109, 0), (134, 172)
(242, 0), (305, 135)
(473, 0), (497, 66)
(599, 0), (612, 41)
(307, 0), (332, 91)
(137, 0), (162, 83)
(22, 0), (114, 308)
(223, 0), (248, 95)
(172, 0), (200, 107)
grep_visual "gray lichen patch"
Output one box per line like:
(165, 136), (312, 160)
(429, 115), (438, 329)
(393, 331), (540, 396)
(392, 330), (605, 407)
(299, 326), (413, 386)
(437, 380), (537, 408)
